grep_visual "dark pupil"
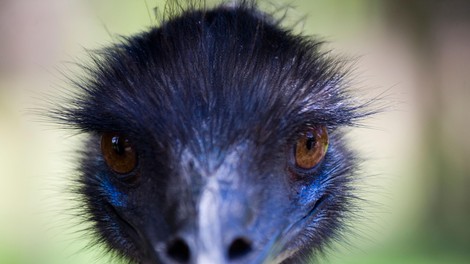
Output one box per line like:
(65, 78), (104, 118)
(111, 136), (125, 155)
(305, 132), (315, 150)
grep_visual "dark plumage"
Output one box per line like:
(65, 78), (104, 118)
(52, 1), (373, 263)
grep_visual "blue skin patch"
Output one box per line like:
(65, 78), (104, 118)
(101, 177), (127, 207)
(298, 166), (329, 205)
(298, 182), (322, 205)
(297, 144), (336, 205)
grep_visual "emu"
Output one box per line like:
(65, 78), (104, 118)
(53, 1), (372, 264)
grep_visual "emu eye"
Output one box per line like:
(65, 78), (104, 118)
(294, 126), (329, 170)
(101, 132), (137, 174)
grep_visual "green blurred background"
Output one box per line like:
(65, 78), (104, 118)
(0, 0), (469, 263)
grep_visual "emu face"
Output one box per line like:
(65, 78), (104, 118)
(56, 3), (367, 264)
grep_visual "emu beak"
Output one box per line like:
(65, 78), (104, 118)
(146, 177), (277, 264)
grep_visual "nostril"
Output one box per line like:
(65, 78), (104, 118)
(228, 237), (253, 260)
(166, 237), (191, 263)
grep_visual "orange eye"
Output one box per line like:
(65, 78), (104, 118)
(294, 126), (329, 170)
(101, 132), (137, 174)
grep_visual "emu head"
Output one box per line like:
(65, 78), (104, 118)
(54, 2), (369, 264)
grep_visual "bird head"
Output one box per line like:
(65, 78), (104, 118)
(53, 2), (371, 264)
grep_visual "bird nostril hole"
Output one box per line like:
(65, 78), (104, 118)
(166, 238), (191, 263)
(228, 237), (252, 260)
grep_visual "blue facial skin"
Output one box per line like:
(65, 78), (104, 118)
(299, 182), (323, 206)
(100, 175), (127, 208)
(298, 152), (332, 206)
